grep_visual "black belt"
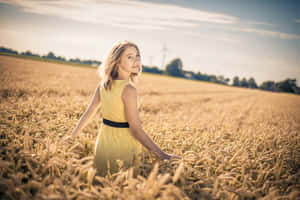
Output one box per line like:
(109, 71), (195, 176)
(102, 118), (129, 128)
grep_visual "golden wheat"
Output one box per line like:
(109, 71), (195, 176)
(0, 55), (299, 199)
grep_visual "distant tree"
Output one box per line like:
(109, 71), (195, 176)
(69, 58), (81, 63)
(293, 86), (300, 94)
(164, 58), (184, 77)
(225, 77), (230, 84)
(248, 77), (258, 88)
(232, 76), (240, 86)
(143, 65), (163, 74)
(209, 75), (217, 83)
(56, 56), (66, 61)
(0, 47), (18, 55)
(275, 78), (297, 93)
(82, 60), (91, 65)
(47, 52), (56, 59)
(216, 75), (230, 85)
(23, 50), (33, 56)
(259, 81), (276, 91)
(240, 77), (249, 87)
(193, 72), (205, 81)
(20, 50), (39, 57)
(81, 60), (101, 66)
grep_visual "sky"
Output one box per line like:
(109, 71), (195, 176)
(0, 0), (300, 86)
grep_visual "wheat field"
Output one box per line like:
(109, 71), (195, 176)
(0, 55), (299, 200)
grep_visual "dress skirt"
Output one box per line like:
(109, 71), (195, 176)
(93, 123), (145, 177)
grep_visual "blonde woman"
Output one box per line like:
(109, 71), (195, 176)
(65, 40), (181, 176)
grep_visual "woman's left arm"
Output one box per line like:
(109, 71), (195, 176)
(70, 83), (102, 138)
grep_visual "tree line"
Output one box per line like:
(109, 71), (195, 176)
(143, 57), (300, 95)
(1, 46), (299, 95)
(0, 47), (101, 66)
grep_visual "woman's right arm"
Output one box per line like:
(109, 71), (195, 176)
(122, 84), (181, 160)
(69, 82), (102, 138)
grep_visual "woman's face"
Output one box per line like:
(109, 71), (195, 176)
(118, 46), (141, 74)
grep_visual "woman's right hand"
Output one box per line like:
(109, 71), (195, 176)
(61, 128), (80, 143)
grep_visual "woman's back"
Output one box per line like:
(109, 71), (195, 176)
(100, 80), (130, 122)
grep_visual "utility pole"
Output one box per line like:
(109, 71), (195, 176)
(161, 42), (168, 69)
(149, 55), (153, 67)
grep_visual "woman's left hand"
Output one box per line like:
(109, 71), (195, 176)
(61, 135), (74, 144)
(160, 152), (182, 161)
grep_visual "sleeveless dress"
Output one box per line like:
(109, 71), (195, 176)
(93, 79), (146, 177)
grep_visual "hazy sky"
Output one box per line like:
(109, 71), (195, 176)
(1, 0), (300, 85)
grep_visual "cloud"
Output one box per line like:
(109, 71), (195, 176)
(1, 0), (298, 40)
(224, 26), (300, 40)
(0, 0), (239, 31)
(182, 30), (240, 43)
(243, 20), (276, 27)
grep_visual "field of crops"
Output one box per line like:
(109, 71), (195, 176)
(0, 55), (299, 199)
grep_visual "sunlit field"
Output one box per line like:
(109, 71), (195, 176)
(1, 55), (299, 200)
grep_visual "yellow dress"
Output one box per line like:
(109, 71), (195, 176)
(93, 79), (145, 177)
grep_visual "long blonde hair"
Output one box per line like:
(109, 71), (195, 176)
(97, 40), (142, 91)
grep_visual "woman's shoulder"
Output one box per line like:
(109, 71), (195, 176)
(122, 82), (137, 100)
(121, 80), (136, 90)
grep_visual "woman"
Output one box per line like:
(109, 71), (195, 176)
(64, 40), (181, 176)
